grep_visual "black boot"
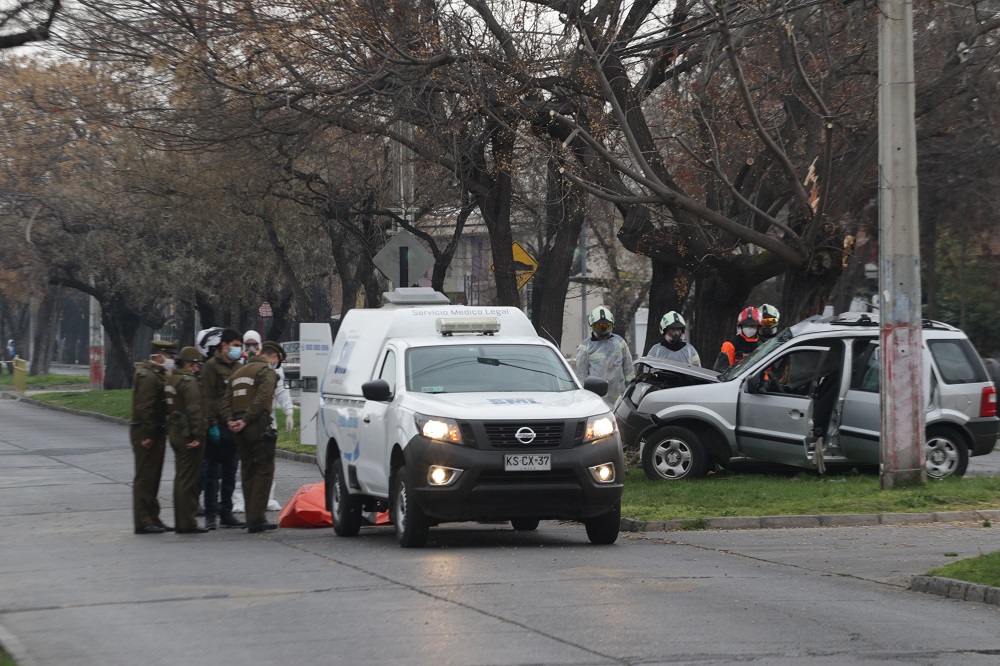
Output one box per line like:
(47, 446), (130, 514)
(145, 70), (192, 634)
(246, 521), (278, 533)
(220, 513), (246, 528)
(205, 515), (217, 530)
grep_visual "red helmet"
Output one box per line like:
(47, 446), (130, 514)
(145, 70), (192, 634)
(737, 307), (762, 327)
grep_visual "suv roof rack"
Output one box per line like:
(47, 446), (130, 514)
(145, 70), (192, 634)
(827, 311), (958, 331)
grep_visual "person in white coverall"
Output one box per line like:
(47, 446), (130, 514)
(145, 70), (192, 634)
(575, 306), (635, 407)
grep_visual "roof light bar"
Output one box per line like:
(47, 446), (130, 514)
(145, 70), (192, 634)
(436, 317), (501, 336)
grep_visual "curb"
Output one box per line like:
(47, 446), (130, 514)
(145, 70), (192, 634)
(0, 622), (40, 666)
(910, 576), (1000, 606)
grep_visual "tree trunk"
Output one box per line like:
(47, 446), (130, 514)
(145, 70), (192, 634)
(29, 285), (61, 376)
(530, 163), (586, 347)
(477, 128), (519, 307)
(102, 295), (142, 390)
(780, 251), (844, 325)
(691, 272), (755, 367)
(643, 261), (690, 356)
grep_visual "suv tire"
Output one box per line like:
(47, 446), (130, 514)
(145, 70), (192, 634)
(510, 518), (540, 531)
(584, 501), (621, 545)
(330, 458), (363, 537)
(394, 465), (430, 547)
(642, 426), (710, 481)
(925, 427), (970, 479)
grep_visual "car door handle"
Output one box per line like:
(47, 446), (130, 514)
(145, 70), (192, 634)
(363, 415), (371, 423)
(789, 409), (804, 419)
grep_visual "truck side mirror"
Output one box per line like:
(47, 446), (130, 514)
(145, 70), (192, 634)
(362, 379), (392, 402)
(745, 374), (761, 394)
(583, 376), (609, 397)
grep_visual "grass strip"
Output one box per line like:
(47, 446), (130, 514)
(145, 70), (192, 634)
(621, 467), (1000, 520)
(926, 551), (1000, 588)
(0, 373), (90, 388)
(30, 390), (315, 455)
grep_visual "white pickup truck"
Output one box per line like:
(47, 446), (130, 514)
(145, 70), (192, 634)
(303, 288), (623, 547)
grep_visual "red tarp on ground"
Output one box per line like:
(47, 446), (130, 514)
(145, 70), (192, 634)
(278, 482), (391, 528)
(278, 483), (332, 527)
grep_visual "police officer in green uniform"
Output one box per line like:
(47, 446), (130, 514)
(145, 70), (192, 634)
(222, 340), (284, 533)
(131, 339), (177, 535)
(166, 347), (209, 534)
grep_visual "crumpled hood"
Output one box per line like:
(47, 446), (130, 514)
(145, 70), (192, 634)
(634, 356), (720, 383)
(400, 390), (611, 419)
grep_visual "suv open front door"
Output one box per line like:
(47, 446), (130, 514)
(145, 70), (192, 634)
(736, 346), (833, 468)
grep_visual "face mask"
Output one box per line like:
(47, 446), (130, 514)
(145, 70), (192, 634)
(245, 345), (260, 355)
(227, 346), (243, 361)
(760, 328), (776, 339)
(160, 358), (175, 371)
(666, 329), (683, 342)
(268, 361), (278, 369)
(741, 327), (758, 338)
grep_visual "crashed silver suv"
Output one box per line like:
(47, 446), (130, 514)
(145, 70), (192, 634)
(615, 313), (998, 480)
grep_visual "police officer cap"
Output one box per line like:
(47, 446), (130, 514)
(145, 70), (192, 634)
(151, 339), (179, 354)
(177, 346), (201, 362)
(261, 340), (286, 361)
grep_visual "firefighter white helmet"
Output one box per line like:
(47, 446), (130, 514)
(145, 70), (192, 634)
(196, 327), (222, 359)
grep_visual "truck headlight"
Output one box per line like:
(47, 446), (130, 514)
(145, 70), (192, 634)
(583, 413), (616, 443)
(415, 415), (463, 444)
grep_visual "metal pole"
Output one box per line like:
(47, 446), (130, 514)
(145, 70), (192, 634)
(878, 0), (925, 489)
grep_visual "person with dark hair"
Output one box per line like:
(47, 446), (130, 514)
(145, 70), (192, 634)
(223, 340), (285, 533)
(199, 327), (246, 530)
(165, 347), (209, 533)
(131, 339), (178, 535)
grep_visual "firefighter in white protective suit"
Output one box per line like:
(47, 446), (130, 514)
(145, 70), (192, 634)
(575, 306), (635, 407)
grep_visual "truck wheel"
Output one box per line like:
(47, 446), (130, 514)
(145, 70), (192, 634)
(330, 458), (362, 537)
(641, 426), (709, 481)
(584, 501), (620, 545)
(510, 518), (540, 531)
(394, 465), (429, 548)
(925, 427), (970, 479)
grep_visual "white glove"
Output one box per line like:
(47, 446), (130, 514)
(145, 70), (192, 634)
(285, 409), (295, 433)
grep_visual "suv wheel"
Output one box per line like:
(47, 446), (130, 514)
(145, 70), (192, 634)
(394, 465), (430, 547)
(641, 426), (709, 481)
(584, 501), (621, 545)
(510, 518), (540, 531)
(925, 428), (969, 479)
(330, 458), (362, 536)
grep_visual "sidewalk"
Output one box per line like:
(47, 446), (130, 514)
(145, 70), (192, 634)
(5, 391), (999, 608)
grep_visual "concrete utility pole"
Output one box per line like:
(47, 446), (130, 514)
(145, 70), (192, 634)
(878, 0), (925, 489)
(88, 292), (104, 390)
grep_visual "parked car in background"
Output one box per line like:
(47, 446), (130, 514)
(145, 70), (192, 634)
(615, 313), (998, 481)
(282, 340), (300, 381)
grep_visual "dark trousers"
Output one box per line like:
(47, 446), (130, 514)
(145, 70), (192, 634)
(202, 425), (238, 518)
(234, 424), (276, 525)
(171, 438), (205, 530)
(130, 429), (166, 530)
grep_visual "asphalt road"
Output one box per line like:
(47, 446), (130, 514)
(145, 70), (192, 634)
(2, 397), (1000, 665)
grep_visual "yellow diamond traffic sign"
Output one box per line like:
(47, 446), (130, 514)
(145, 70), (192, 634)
(491, 242), (538, 291)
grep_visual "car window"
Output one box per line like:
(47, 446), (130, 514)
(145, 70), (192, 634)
(758, 347), (830, 397)
(406, 344), (577, 393)
(850, 344), (880, 392)
(851, 342), (880, 393)
(927, 339), (988, 384)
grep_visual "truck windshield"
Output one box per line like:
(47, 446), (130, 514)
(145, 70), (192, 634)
(406, 344), (577, 393)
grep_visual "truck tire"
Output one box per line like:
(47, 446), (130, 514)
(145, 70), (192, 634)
(394, 465), (430, 548)
(925, 427), (969, 479)
(641, 426), (709, 481)
(584, 501), (620, 545)
(330, 458), (362, 537)
(510, 518), (540, 531)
